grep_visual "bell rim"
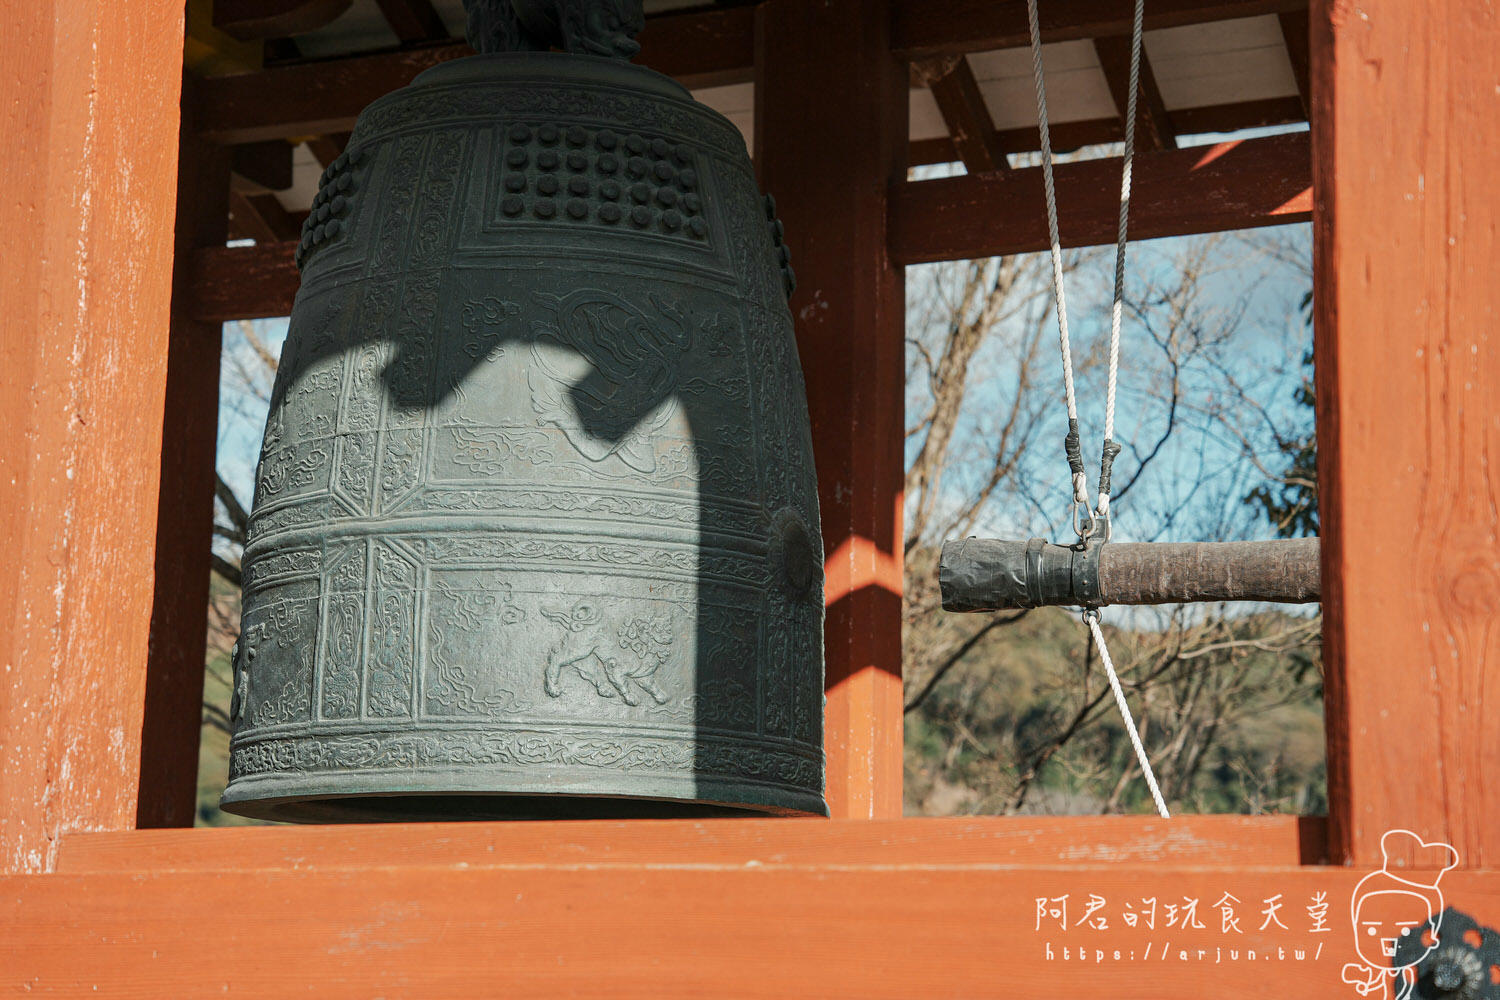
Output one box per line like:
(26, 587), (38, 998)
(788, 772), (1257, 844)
(220, 770), (829, 823)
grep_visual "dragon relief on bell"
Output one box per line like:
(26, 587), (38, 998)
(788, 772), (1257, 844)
(528, 289), (693, 473)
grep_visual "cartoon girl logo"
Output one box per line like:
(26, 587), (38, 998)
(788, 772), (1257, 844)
(1342, 829), (1460, 998)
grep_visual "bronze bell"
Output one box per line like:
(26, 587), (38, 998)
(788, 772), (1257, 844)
(220, 0), (825, 821)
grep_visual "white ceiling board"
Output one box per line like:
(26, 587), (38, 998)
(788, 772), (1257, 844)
(693, 81), (755, 151)
(970, 41), (1117, 129)
(909, 86), (946, 142)
(276, 142), (324, 216)
(1145, 16), (1298, 108)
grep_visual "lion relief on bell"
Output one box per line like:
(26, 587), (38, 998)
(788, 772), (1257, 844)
(541, 601), (677, 706)
(463, 0), (645, 59)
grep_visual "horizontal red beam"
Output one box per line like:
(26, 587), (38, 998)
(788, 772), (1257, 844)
(193, 6), (756, 144)
(192, 1), (1308, 145)
(186, 133), (1310, 322)
(890, 131), (1312, 264)
(7, 837), (1500, 999)
(184, 240), (297, 321)
(56, 815), (1325, 872)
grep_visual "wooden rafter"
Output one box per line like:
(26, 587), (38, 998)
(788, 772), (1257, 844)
(228, 191), (303, 243)
(889, 131), (1311, 264)
(229, 139), (293, 191)
(915, 55), (1008, 173)
(374, 0), (449, 44)
(305, 131), (351, 169)
(1092, 34), (1177, 151)
(1278, 9), (1311, 117)
(909, 95), (1306, 166)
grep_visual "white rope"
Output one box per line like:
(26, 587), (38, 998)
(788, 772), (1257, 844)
(1024, 0), (1087, 506)
(1026, 0), (1146, 517)
(1098, 0), (1146, 518)
(1029, 0), (1169, 817)
(1086, 612), (1171, 818)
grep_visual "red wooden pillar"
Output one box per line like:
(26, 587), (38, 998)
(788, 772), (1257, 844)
(0, 0), (186, 870)
(1313, 0), (1500, 868)
(754, 0), (909, 818)
(136, 104), (231, 829)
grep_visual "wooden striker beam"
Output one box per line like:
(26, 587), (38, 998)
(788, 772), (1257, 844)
(941, 537), (1320, 612)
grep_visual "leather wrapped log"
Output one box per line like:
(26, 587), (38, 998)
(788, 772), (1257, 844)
(940, 537), (1320, 612)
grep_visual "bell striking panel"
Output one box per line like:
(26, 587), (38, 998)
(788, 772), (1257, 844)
(221, 14), (824, 821)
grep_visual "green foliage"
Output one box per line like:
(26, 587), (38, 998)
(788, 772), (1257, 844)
(904, 606), (1325, 816)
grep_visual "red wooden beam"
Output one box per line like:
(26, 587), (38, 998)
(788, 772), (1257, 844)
(7, 848), (1500, 997)
(756, 0), (907, 819)
(910, 96), (1306, 167)
(186, 241), (299, 321)
(192, 1), (1309, 145)
(890, 131), (1311, 264)
(55, 815), (1325, 873)
(187, 128), (1314, 322)
(916, 55), (1008, 173)
(137, 106), (233, 830)
(1312, 0), (1500, 868)
(1278, 9), (1311, 118)
(193, 5), (756, 143)
(1093, 35), (1177, 151)
(228, 190), (302, 243)
(1169, 95), (1305, 136)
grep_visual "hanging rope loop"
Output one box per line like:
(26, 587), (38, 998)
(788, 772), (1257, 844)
(1028, 0), (1167, 818)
